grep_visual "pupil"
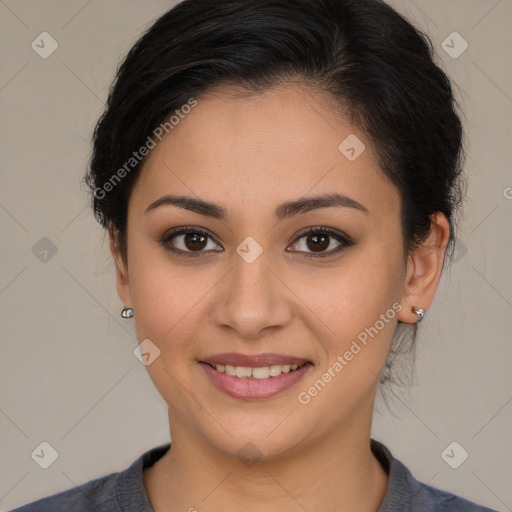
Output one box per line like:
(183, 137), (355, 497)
(185, 233), (207, 251)
(307, 234), (328, 252)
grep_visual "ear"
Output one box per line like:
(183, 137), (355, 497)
(398, 213), (451, 323)
(108, 227), (132, 308)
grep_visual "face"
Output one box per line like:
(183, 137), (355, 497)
(113, 84), (427, 461)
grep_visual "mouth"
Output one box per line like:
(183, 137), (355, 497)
(198, 353), (313, 399)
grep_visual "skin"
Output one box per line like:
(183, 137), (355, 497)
(110, 83), (450, 512)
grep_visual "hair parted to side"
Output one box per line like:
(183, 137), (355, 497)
(84, 0), (465, 388)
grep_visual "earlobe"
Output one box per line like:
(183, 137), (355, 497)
(108, 227), (132, 308)
(398, 213), (451, 324)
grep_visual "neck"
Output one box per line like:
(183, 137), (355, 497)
(144, 409), (389, 512)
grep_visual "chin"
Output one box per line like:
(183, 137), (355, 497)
(197, 415), (309, 464)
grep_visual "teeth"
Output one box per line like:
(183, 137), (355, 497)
(252, 366), (270, 379)
(225, 365), (236, 376)
(213, 363), (303, 378)
(269, 364), (283, 377)
(235, 366), (252, 378)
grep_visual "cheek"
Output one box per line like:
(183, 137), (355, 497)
(131, 271), (206, 350)
(126, 239), (206, 349)
(294, 238), (405, 366)
(292, 259), (403, 416)
(127, 252), (209, 406)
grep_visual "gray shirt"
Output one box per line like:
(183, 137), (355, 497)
(9, 440), (498, 511)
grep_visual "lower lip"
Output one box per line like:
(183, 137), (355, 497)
(199, 362), (312, 400)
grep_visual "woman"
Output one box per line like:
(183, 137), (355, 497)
(11, 0), (499, 510)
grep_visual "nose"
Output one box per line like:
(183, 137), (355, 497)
(211, 249), (293, 339)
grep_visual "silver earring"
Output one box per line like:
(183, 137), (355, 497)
(412, 307), (425, 322)
(121, 307), (134, 318)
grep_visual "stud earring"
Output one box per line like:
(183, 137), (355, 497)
(412, 307), (425, 322)
(121, 307), (134, 319)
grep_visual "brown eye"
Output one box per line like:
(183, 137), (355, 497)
(161, 227), (222, 256)
(288, 227), (354, 258)
(183, 232), (208, 251)
(306, 232), (330, 252)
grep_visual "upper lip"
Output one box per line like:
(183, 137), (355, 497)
(200, 353), (310, 367)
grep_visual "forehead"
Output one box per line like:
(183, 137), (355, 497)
(131, 84), (400, 222)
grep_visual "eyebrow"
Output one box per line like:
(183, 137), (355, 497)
(144, 192), (368, 220)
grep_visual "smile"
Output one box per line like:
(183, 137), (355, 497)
(199, 360), (312, 399)
(206, 362), (307, 379)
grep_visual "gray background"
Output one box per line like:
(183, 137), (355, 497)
(0, 0), (511, 510)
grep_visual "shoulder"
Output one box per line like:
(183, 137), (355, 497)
(408, 475), (498, 511)
(371, 439), (498, 512)
(8, 472), (120, 512)
(8, 443), (171, 512)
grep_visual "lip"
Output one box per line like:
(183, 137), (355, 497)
(200, 352), (310, 367)
(199, 360), (313, 400)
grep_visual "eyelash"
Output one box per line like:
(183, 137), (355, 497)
(160, 225), (354, 259)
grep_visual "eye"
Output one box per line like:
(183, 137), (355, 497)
(161, 226), (222, 256)
(160, 225), (354, 259)
(287, 226), (354, 258)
